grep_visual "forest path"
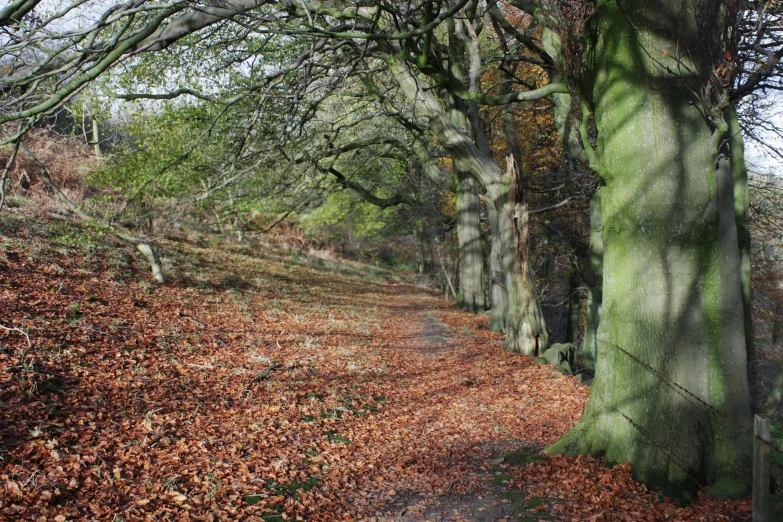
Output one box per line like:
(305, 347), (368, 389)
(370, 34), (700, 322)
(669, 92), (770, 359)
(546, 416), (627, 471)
(0, 224), (753, 521)
(0, 230), (588, 522)
(374, 294), (553, 522)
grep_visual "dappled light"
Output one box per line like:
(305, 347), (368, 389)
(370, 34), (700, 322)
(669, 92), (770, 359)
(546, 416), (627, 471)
(0, 216), (755, 520)
(2, 0), (783, 519)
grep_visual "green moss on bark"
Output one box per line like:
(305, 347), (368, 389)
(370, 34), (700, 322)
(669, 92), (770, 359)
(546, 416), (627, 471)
(548, 0), (752, 497)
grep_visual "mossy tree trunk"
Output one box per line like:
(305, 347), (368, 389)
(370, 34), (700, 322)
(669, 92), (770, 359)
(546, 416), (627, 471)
(581, 190), (603, 366)
(388, 54), (548, 355)
(446, 12), (487, 314)
(548, 0), (752, 498)
(486, 199), (508, 332)
(454, 166), (486, 313)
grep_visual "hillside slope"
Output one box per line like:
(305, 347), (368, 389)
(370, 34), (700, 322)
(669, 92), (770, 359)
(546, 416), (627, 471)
(0, 216), (752, 521)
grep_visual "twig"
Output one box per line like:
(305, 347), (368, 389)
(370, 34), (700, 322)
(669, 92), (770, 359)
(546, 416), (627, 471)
(71, 324), (118, 339)
(530, 197), (576, 215)
(0, 323), (32, 347)
(182, 315), (205, 327)
(255, 363), (285, 382)
(187, 363), (215, 370)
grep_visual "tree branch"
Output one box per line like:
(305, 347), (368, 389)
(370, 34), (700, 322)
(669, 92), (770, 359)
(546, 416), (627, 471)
(18, 143), (166, 283)
(446, 79), (569, 105)
(325, 166), (412, 208)
(530, 197), (575, 215)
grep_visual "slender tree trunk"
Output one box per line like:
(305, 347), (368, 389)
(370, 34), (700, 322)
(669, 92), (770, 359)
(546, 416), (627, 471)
(413, 220), (428, 275)
(82, 112), (89, 146)
(91, 118), (101, 157)
(581, 190), (603, 366)
(566, 274), (581, 345)
(548, 1), (751, 498)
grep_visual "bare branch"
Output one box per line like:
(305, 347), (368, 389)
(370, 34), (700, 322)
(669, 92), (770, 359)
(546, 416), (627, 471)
(0, 323), (32, 348)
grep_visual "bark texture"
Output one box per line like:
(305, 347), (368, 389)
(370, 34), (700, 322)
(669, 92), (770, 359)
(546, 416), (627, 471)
(388, 54), (547, 354)
(505, 155), (548, 356)
(581, 190), (603, 366)
(447, 12), (487, 314)
(727, 106), (752, 354)
(486, 199), (508, 332)
(547, 1), (752, 498)
(455, 166), (486, 313)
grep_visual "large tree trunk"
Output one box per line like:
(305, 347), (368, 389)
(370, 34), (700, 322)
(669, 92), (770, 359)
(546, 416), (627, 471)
(497, 55), (549, 354)
(581, 190), (603, 366)
(454, 166), (486, 313)
(505, 155), (549, 355)
(548, 1), (751, 498)
(446, 13), (486, 314)
(388, 54), (547, 354)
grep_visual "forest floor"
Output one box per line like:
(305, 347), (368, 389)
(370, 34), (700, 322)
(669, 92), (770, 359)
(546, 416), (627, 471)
(0, 216), (758, 521)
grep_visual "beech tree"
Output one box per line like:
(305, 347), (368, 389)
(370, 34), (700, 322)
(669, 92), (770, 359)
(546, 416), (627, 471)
(532, 0), (783, 497)
(2, 0), (783, 496)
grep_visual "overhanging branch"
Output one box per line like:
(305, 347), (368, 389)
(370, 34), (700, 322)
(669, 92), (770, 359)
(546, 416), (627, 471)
(446, 79), (569, 105)
(325, 166), (412, 208)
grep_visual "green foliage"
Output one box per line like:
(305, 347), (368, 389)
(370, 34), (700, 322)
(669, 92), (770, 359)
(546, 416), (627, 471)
(90, 103), (228, 198)
(301, 190), (407, 251)
(88, 99), (282, 234)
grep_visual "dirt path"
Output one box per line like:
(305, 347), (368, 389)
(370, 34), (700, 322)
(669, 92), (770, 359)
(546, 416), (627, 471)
(0, 231), (589, 522)
(373, 297), (559, 522)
